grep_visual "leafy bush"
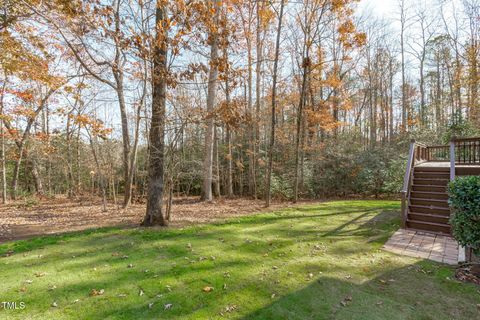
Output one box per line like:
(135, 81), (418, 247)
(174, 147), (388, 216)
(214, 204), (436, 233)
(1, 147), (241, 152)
(308, 137), (405, 198)
(448, 176), (480, 254)
(257, 172), (293, 200)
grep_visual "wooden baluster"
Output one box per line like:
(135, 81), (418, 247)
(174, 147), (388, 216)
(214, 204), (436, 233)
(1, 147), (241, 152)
(470, 142), (472, 164)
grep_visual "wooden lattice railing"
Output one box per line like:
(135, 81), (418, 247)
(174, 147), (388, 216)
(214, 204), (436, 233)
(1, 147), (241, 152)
(453, 137), (480, 164)
(426, 145), (450, 161)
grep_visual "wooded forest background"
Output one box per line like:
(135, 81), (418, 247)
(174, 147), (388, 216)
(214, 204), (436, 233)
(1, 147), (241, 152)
(0, 0), (478, 214)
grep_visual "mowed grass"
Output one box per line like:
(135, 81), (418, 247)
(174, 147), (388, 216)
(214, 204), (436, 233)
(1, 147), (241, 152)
(0, 200), (479, 319)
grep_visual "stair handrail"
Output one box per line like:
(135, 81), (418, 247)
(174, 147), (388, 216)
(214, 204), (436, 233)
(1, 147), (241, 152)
(401, 139), (417, 228)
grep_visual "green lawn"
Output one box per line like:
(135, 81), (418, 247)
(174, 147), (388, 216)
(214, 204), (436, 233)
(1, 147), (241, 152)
(0, 200), (478, 319)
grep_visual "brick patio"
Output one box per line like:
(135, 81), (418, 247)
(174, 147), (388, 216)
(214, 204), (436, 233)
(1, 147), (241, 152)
(383, 229), (459, 265)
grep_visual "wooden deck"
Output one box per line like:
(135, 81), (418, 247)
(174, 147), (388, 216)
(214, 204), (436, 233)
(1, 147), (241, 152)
(401, 137), (480, 237)
(416, 161), (480, 176)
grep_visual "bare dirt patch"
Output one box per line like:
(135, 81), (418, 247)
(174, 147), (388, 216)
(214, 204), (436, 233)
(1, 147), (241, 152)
(0, 196), (312, 242)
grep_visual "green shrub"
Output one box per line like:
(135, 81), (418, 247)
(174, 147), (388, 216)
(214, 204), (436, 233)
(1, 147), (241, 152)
(448, 176), (480, 254)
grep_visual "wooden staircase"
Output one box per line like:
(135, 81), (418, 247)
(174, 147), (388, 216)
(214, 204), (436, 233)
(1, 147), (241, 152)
(406, 166), (451, 234)
(401, 137), (480, 235)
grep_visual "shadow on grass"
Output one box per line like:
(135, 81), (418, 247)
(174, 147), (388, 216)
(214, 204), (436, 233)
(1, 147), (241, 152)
(0, 226), (131, 256)
(241, 261), (478, 320)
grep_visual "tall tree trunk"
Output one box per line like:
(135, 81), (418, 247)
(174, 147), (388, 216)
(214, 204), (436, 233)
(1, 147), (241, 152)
(213, 126), (221, 197)
(114, 65), (133, 208)
(255, 0), (263, 199)
(143, 1), (168, 226)
(112, 0), (132, 208)
(0, 120), (6, 204)
(419, 52), (426, 127)
(265, 0), (285, 207)
(0, 76), (7, 203)
(400, 0), (407, 132)
(246, 3), (256, 198)
(294, 53), (309, 203)
(201, 0), (220, 202)
(30, 159), (44, 195)
(224, 48), (234, 198)
(88, 134), (107, 212)
(389, 60), (394, 141)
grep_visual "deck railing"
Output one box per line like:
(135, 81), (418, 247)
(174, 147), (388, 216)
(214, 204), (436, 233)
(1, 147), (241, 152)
(426, 145), (450, 161)
(453, 137), (480, 165)
(418, 137), (480, 164)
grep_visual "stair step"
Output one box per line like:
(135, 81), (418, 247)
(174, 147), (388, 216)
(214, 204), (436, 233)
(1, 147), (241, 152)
(412, 185), (447, 192)
(410, 191), (449, 200)
(414, 166), (450, 172)
(410, 198), (449, 208)
(414, 172), (450, 179)
(406, 219), (451, 234)
(409, 204), (450, 216)
(408, 212), (450, 224)
(413, 178), (449, 186)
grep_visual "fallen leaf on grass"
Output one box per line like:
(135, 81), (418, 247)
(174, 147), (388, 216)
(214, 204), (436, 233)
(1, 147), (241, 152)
(34, 272), (46, 277)
(164, 303), (173, 310)
(51, 302), (58, 307)
(127, 264), (134, 268)
(25, 280), (33, 284)
(148, 302), (154, 309)
(224, 304), (237, 313)
(48, 285), (57, 291)
(2, 250), (14, 257)
(340, 295), (352, 307)
(90, 289), (105, 296)
(117, 294), (127, 298)
(376, 301), (383, 306)
(202, 286), (214, 293)
(139, 289), (145, 296)
(19, 287), (27, 292)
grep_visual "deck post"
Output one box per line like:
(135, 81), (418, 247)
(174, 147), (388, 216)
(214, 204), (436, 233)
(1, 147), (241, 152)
(449, 137), (465, 261)
(449, 137), (456, 181)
